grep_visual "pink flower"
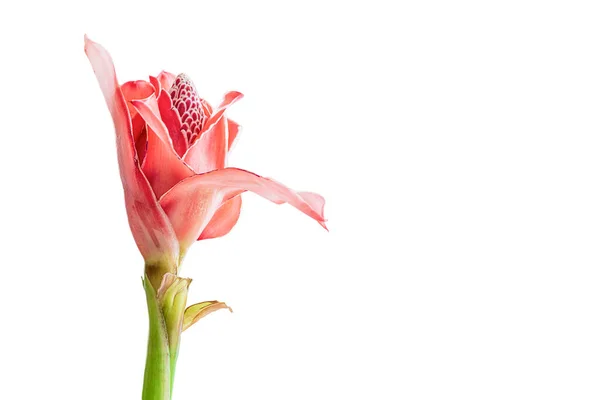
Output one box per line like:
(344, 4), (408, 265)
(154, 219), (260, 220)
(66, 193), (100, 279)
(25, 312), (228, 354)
(84, 36), (326, 281)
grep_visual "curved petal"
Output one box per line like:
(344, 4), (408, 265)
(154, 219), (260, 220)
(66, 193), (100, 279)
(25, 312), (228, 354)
(132, 113), (147, 162)
(201, 99), (213, 116)
(227, 119), (241, 152)
(201, 91), (243, 137)
(157, 89), (187, 157)
(149, 75), (161, 96)
(124, 84), (153, 163)
(198, 195), (242, 240)
(141, 125), (195, 199)
(157, 71), (176, 92)
(132, 98), (195, 199)
(183, 91), (243, 173)
(159, 167), (327, 251)
(84, 36), (179, 266)
(121, 80), (154, 116)
(184, 116), (228, 173)
(130, 96), (172, 144)
(296, 191), (326, 219)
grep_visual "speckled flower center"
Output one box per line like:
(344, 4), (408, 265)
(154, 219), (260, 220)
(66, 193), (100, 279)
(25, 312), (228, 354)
(169, 74), (207, 144)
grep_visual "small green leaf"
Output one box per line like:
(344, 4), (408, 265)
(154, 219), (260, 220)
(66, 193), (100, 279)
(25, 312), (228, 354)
(183, 301), (232, 332)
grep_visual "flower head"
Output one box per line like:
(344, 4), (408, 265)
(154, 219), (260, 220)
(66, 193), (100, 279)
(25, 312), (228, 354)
(84, 36), (326, 286)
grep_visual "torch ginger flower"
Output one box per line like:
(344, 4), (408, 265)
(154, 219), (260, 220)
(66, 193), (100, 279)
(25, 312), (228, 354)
(84, 37), (327, 288)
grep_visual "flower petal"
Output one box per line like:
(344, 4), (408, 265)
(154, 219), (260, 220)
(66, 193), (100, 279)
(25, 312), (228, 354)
(201, 91), (244, 138)
(184, 116), (229, 173)
(198, 195), (242, 240)
(296, 191), (326, 219)
(183, 301), (232, 332)
(84, 36), (179, 266)
(130, 96), (172, 144)
(132, 98), (195, 199)
(132, 113), (148, 162)
(141, 125), (195, 199)
(149, 75), (161, 96)
(201, 99), (213, 116)
(183, 91), (243, 173)
(121, 80), (154, 117)
(157, 71), (176, 92)
(157, 89), (187, 157)
(123, 85), (153, 163)
(227, 119), (241, 152)
(159, 167), (327, 252)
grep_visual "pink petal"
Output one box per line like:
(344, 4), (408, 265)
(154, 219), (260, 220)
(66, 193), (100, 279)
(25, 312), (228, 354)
(122, 84), (153, 163)
(184, 116), (229, 174)
(227, 119), (241, 151)
(132, 113), (147, 162)
(198, 195), (242, 240)
(131, 98), (195, 199)
(84, 36), (179, 265)
(130, 96), (172, 144)
(296, 191), (326, 219)
(141, 125), (195, 199)
(157, 71), (176, 92)
(201, 91), (244, 138)
(201, 99), (213, 116)
(159, 167), (327, 252)
(121, 80), (154, 117)
(157, 89), (187, 157)
(183, 91), (243, 173)
(149, 75), (161, 96)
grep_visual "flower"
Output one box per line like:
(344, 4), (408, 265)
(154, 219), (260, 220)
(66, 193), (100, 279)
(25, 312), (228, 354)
(84, 37), (326, 286)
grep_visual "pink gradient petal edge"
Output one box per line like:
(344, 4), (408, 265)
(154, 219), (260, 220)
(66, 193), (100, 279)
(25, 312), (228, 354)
(149, 75), (161, 96)
(84, 36), (179, 265)
(159, 167), (327, 251)
(121, 80), (154, 117)
(184, 91), (243, 173)
(200, 91), (243, 138)
(184, 117), (228, 174)
(131, 97), (195, 199)
(157, 71), (176, 92)
(198, 195), (243, 240)
(157, 89), (187, 157)
(227, 119), (241, 152)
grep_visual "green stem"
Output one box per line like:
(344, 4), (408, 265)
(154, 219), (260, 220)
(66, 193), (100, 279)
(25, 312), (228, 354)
(142, 278), (171, 400)
(141, 273), (190, 400)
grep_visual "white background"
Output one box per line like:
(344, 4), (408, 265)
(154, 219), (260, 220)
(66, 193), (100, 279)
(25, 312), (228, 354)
(1, 1), (600, 399)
